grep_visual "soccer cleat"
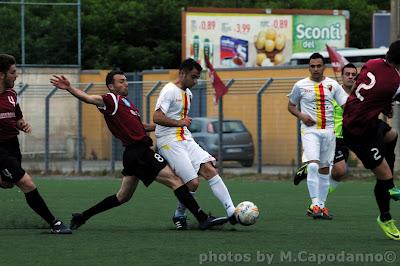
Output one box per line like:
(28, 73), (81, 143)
(198, 216), (228, 230)
(70, 213), (86, 230)
(306, 204), (313, 217)
(228, 214), (238, 225)
(294, 163), (308, 185)
(377, 216), (400, 240)
(320, 207), (333, 220)
(311, 205), (322, 219)
(389, 187), (400, 201)
(50, 220), (72, 234)
(172, 215), (188, 230)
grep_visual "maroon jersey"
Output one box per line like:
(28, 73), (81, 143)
(0, 89), (23, 141)
(98, 93), (152, 147)
(343, 59), (400, 135)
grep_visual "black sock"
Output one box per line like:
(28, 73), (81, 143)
(24, 188), (56, 225)
(174, 185), (208, 222)
(374, 179), (395, 222)
(82, 194), (121, 220)
(384, 135), (397, 175)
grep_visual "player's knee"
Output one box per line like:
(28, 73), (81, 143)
(307, 162), (319, 175)
(384, 128), (398, 143)
(166, 174), (184, 190)
(200, 162), (218, 179)
(116, 192), (132, 204)
(16, 173), (36, 192)
(186, 178), (199, 191)
(332, 166), (346, 181)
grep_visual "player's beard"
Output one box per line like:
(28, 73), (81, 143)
(4, 78), (14, 89)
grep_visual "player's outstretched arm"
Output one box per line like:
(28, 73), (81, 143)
(50, 75), (104, 107)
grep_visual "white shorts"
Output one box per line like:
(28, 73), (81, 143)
(301, 128), (336, 168)
(158, 140), (216, 184)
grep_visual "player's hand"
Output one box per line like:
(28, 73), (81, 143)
(16, 120), (32, 134)
(179, 117), (192, 127)
(50, 75), (71, 90)
(299, 113), (316, 127)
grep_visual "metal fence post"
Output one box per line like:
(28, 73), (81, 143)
(111, 136), (116, 173)
(77, 83), (93, 173)
(145, 81), (162, 123)
(217, 79), (235, 175)
(256, 78), (273, 174)
(44, 87), (58, 173)
(297, 119), (302, 168)
(16, 83), (29, 96)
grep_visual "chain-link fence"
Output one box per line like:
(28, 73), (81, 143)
(16, 77), (398, 175)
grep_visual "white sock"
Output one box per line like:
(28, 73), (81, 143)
(307, 163), (319, 204)
(318, 173), (330, 209)
(174, 191), (196, 217)
(208, 175), (235, 216)
(311, 198), (319, 206)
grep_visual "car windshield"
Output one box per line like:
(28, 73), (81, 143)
(212, 121), (246, 133)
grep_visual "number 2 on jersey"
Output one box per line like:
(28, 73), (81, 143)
(355, 72), (376, 101)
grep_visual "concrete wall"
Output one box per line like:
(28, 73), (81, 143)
(17, 67), (80, 158)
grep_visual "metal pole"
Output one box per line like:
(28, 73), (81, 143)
(256, 78), (273, 174)
(20, 0), (25, 65)
(16, 84), (29, 96)
(145, 81), (161, 123)
(77, 0), (81, 66)
(391, 0), (400, 167)
(297, 119), (302, 168)
(45, 87), (58, 173)
(217, 79), (234, 175)
(77, 83), (93, 173)
(111, 136), (117, 172)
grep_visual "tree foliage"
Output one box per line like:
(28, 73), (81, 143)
(0, 0), (390, 71)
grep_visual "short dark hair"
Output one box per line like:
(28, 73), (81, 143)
(386, 40), (400, 65)
(309, 53), (325, 64)
(106, 70), (125, 89)
(179, 58), (202, 73)
(0, 54), (16, 73)
(341, 63), (357, 76)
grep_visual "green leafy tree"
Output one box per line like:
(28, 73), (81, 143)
(0, 0), (391, 70)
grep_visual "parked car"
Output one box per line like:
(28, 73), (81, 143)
(189, 117), (254, 167)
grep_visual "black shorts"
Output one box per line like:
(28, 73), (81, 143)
(333, 138), (349, 164)
(121, 142), (167, 187)
(0, 137), (26, 183)
(343, 120), (391, 170)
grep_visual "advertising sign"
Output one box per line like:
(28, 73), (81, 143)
(183, 8), (349, 69)
(293, 15), (346, 53)
(186, 13), (292, 68)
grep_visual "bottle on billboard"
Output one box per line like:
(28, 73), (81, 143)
(203, 38), (213, 63)
(191, 35), (200, 63)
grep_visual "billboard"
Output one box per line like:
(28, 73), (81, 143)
(182, 8), (349, 68)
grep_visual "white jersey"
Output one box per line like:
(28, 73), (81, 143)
(288, 77), (348, 131)
(155, 82), (193, 146)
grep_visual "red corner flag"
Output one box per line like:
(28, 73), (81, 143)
(204, 55), (228, 103)
(326, 44), (349, 72)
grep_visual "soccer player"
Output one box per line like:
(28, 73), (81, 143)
(153, 58), (237, 229)
(0, 54), (71, 234)
(293, 63), (358, 193)
(342, 40), (400, 240)
(288, 53), (348, 219)
(50, 71), (226, 230)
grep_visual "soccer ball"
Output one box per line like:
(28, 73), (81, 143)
(235, 201), (259, 226)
